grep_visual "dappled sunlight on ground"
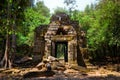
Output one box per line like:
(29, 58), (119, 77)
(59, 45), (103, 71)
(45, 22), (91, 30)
(0, 63), (120, 80)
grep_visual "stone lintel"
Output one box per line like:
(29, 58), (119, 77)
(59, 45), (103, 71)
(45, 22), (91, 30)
(51, 35), (75, 41)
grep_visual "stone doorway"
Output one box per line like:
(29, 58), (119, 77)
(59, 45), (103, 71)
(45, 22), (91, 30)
(55, 42), (68, 62)
(43, 13), (86, 67)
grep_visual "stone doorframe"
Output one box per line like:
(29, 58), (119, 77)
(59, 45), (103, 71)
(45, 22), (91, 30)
(45, 35), (78, 64)
(52, 41), (68, 62)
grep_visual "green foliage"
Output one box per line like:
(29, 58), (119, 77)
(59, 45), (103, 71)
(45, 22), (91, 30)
(0, 0), (119, 61)
(54, 7), (68, 14)
(0, 0), (50, 55)
(17, 1), (50, 46)
(0, 0), (33, 51)
(69, 0), (120, 60)
(33, 1), (50, 17)
(0, 0), (33, 36)
(86, 0), (120, 59)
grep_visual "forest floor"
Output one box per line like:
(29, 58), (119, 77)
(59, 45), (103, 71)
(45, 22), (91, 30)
(0, 60), (120, 80)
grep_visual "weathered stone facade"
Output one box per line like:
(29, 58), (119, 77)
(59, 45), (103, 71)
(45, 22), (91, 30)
(45, 22), (77, 64)
(33, 25), (48, 55)
(33, 13), (86, 67)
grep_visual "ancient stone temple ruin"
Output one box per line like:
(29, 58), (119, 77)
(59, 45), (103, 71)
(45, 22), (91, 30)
(33, 13), (86, 67)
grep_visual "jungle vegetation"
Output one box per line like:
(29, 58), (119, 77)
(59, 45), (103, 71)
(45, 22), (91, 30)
(0, 0), (120, 69)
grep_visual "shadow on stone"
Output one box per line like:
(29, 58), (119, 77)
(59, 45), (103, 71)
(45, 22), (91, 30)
(23, 71), (55, 78)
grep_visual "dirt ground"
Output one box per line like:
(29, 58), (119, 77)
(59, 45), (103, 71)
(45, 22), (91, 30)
(0, 63), (120, 80)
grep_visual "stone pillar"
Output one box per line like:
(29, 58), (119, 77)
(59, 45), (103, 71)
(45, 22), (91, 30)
(68, 41), (73, 64)
(45, 40), (51, 58)
(73, 41), (77, 64)
(51, 42), (55, 57)
(68, 40), (77, 65)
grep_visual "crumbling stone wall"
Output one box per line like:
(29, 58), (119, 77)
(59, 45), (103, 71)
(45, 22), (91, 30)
(33, 25), (48, 56)
(34, 13), (86, 67)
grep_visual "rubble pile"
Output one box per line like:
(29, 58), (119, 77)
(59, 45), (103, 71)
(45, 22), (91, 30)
(36, 56), (66, 71)
(36, 56), (86, 74)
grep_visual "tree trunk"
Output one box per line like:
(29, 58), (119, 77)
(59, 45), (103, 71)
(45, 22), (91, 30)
(0, 0), (12, 69)
(11, 14), (16, 64)
(0, 34), (12, 69)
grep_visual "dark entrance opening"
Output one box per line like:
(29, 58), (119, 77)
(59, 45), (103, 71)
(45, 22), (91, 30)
(55, 42), (68, 62)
